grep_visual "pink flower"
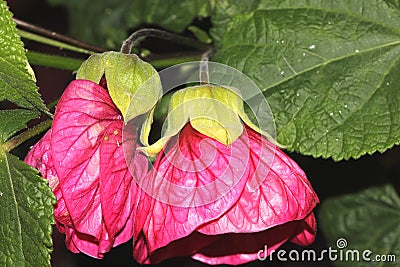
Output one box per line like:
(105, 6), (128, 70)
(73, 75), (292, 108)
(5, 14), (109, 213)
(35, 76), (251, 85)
(25, 79), (148, 258)
(133, 122), (319, 265)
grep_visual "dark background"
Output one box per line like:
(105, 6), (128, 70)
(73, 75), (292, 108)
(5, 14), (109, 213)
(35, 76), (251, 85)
(6, 0), (400, 266)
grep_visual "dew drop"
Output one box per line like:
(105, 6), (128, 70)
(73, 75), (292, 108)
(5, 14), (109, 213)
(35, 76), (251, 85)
(302, 52), (306, 56)
(309, 44), (316, 49)
(280, 71), (285, 75)
(338, 110), (342, 114)
(355, 49), (360, 53)
(386, 82), (390, 86)
(296, 93), (300, 97)
(329, 112), (334, 116)
(344, 104), (348, 108)
(335, 138), (339, 141)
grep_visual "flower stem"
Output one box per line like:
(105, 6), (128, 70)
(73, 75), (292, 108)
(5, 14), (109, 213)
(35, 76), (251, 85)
(26, 50), (204, 71)
(200, 48), (215, 84)
(26, 51), (84, 71)
(3, 119), (52, 152)
(121, 28), (211, 54)
(18, 29), (96, 55)
(14, 18), (106, 54)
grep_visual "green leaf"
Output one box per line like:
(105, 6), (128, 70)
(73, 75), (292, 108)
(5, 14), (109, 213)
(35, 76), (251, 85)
(0, 1), (48, 115)
(0, 151), (55, 267)
(47, 0), (210, 48)
(213, 0), (400, 160)
(210, 0), (260, 49)
(319, 184), (400, 267)
(0, 109), (38, 143)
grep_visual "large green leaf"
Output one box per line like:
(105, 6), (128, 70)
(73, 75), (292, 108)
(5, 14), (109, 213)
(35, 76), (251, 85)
(213, 0), (400, 160)
(47, 0), (210, 48)
(0, 151), (55, 267)
(0, 1), (48, 115)
(0, 2), (55, 266)
(319, 184), (400, 267)
(210, 0), (260, 49)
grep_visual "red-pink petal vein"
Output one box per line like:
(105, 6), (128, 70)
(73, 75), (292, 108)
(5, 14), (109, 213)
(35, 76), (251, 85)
(51, 80), (126, 238)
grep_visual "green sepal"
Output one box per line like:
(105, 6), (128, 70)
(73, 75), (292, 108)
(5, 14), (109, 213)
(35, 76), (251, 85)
(77, 51), (162, 120)
(142, 84), (267, 156)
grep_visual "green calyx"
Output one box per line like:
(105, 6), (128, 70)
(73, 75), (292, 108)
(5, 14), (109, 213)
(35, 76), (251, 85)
(76, 51), (162, 120)
(142, 84), (266, 157)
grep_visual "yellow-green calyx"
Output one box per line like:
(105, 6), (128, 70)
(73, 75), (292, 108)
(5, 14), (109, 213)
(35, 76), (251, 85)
(142, 84), (266, 157)
(76, 51), (161, 120)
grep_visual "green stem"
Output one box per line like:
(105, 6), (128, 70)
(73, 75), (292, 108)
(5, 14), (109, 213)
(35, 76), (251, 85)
(121, 28), (211, 54)
(27, 51), (84, 71)
(18, 29), (95, 55)
(27, 50), (203, 70)
(47, 97), (59, 110)
(3, 119), (52, 152)
(14, 18), (106, 53)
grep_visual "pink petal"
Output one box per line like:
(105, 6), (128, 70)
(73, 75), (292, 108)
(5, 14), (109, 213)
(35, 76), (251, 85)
(134, 123), (251, 260)
(24, 130), (71, 226)
(192, 219), (302, 265)
(290, 213), (317, 246)
(198, 126), (319, 235)
(25, 130), (58, 189)
(134, 124), (318, 264)
(50, 79), (144, 257)
(99, 123), (148, 245)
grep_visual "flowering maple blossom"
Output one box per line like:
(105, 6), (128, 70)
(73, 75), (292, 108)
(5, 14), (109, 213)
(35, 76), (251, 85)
(133, 85), (319, 265)
(25, 79), (148, 258)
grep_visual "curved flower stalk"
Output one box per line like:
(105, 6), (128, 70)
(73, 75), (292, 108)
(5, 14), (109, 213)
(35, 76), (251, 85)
(133, 85), (319, 265)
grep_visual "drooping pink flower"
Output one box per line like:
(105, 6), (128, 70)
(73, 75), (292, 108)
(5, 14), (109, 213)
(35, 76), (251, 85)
(133, 120), (318, 264)
(25, 79), (148, 258)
